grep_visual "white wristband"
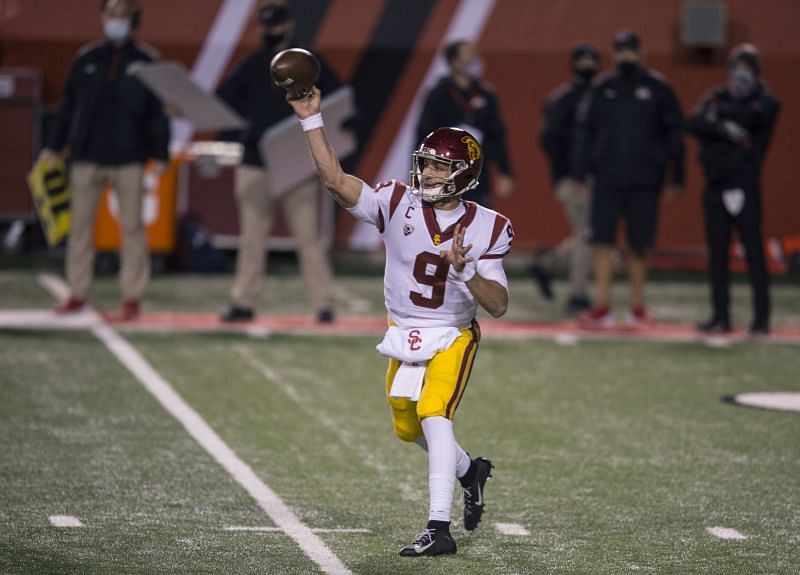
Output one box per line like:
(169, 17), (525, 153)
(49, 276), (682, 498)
(300, 113), (323, 132)
(454, 261), (477, 283)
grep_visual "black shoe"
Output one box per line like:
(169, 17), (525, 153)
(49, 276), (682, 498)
(528, 264), (554, 301)
(220, 305), (255, 322)
(461, 456), (494, 531)
(316, 308), (335, 324)
(696, 317), (731, 334)
(399, 528), (457, 557)
(566, 294), (592, 314)
(748, 321), (770, 336)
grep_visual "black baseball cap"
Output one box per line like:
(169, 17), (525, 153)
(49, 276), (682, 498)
(613, 29), (641, 52)
(259, 3), (291, 27)
(571, 43), (600, 63)
(728, 43), (761, 75)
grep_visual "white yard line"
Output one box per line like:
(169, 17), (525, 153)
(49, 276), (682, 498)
(732, 392), (800, 413)
(225, 526), (371, 534)
(36, 273), (353, 575)
(494, 522), (529, 536)
(49, 515), (84, 528)
(37, 273), (70, 301)
(554, 333), (580, 346)
(0, 309), (100, 330)
(706, 526), (748, 540)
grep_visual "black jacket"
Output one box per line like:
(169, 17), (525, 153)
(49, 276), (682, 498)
(572, 67), (685, 189)
(540, 80), (590, 184)
(416, 77), (513, 178)
(686, 83), (780, 190)
(49, 39), (169, 164)
(216, 47), (340, 168)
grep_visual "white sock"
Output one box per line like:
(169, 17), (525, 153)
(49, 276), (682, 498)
(421, 416), (456, 523)
(416, 432), (471, 478)
(455, 443), (471, 479)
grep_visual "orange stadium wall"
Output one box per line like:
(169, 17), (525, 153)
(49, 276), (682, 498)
(2, 0), (798, 253)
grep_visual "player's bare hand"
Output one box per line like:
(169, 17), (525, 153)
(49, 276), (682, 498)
(440, 223), (474, 272)
(495, 173), (514, 198)
(286, 85), (320, 119)
(38, 148), (58, 170)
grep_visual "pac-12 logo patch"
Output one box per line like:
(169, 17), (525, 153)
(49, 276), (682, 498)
(408, 329), (422, 351)
(403, 223), (414, 236)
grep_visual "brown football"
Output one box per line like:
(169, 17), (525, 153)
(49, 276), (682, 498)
(270, 48), (321, 93)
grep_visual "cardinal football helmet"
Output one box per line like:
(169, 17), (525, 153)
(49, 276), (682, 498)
(410, 127), (483, 202)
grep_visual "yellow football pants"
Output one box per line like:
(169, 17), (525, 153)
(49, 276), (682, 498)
(385, 323), (481, 442)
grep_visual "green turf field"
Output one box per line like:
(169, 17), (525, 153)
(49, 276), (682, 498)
(1, 270), (799, 574)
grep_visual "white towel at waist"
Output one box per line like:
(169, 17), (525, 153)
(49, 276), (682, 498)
(376, 325), (461, 363)
(389, 361), (427, 400)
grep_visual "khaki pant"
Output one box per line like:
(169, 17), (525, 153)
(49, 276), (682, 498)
(538, 178), (591, 297)
(230, 165), (334, 312)
(67, 162), (149, 301)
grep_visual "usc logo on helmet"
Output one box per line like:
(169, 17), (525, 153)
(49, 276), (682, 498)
(462, 136), (481, 162)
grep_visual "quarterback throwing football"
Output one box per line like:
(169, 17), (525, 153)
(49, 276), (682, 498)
(287, 86), (513, 557)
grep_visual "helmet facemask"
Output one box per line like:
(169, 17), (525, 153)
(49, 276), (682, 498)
(410, 151), (479, 203)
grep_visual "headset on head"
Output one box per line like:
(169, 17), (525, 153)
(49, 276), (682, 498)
(100, 0), (141, 30)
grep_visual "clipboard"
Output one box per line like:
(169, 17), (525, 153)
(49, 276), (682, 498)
(259, 86), (356, 197)
(130, 61), (246, 132)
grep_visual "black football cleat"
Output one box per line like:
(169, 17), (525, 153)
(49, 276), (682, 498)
(399, 528), (457, 557)
(462, 456), (494, 531)
(528, 263), (554, 301)
(220, 305), (255, 322)
(566, 294), (592, 314)
(316, 308), (335, 324)
(696, 317), (731, 334)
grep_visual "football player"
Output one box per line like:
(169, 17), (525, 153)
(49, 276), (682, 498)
(287, 86), (513, 557)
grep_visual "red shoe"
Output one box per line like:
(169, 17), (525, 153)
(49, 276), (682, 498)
(55, 297), (87, 314)
(121, 299), (141, 321)
(627, 306), (656, 327)
(578, 306), (614, 328)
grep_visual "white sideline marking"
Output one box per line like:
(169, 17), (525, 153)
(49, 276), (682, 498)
(704, 337), (733, 349)
(732, 392), (800, 413)
(245, 326), (273, 339)
(49, 515), (84, 528)
(706, 526), (748, 540)
(554, 333), (579, 346)
(494, 522), (529, 536)
(37, 273), (70, 301)
(0, 309), (100, 330)
(36, 273), (353, 575)
(225, 526), (371, 534)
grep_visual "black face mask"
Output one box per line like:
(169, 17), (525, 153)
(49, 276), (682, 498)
(262, 32), (288, 54)
(616, 61), (639, 77)
(573, 68), (597, 84)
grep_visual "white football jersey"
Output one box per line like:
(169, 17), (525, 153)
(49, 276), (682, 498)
(347, 180), (514, 329)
